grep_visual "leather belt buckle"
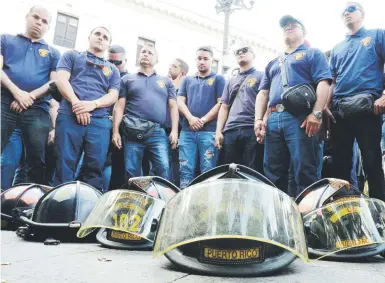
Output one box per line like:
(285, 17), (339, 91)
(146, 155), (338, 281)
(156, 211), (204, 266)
(276, 104), (285, 112)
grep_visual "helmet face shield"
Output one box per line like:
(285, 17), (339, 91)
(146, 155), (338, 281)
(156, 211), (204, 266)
(153, 179), (308, 276)
(303, 198), (385, 258)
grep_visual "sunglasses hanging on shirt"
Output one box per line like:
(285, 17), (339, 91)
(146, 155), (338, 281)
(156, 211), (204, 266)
(86, 60), (104, 69)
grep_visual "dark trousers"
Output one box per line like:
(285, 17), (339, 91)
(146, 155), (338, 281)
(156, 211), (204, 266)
(54, 114), (111, 193)
(109, 145), (126, 190)
(1, 102), (50, 184)
(222, 127), (264, 174)
(331, 113), (385, 201)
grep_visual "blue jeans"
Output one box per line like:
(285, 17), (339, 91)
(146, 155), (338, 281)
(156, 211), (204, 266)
(179, 131), (218, 188)
(1, 128), (24, 191)
(265, 112), (320, 197)
(1, 102), (50, 184)
(124, 125), (170, 180)
(54, 114), (112, 193)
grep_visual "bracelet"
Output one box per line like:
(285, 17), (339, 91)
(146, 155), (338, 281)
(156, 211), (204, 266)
(255, 118), (263, 121)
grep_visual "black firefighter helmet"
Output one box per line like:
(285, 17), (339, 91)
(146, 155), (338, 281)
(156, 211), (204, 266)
(92, 176), (180, 250)
(16, 181), (102, 241)
(296, 178), (385, 259)
(154, 164), (309, 277)
(1, 183), (52, 230)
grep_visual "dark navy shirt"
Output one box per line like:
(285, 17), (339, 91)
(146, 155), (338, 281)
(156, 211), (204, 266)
(221, 67), (263, 132)
(57, 50), (120, 117)
(1, 34), (61, 112)
(178, 72), (226, 131)
(120, 72), (176, 124)
(330, 27), (385, 98)
(259, 44), (332, 107)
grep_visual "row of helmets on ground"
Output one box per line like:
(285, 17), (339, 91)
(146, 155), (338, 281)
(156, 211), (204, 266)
(1, 163), (384, 277)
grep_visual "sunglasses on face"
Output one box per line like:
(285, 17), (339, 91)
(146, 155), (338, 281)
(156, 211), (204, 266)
(342, 5), (362, 16)
(86, 60), (104, 69)
(108, 59), (123, 66)
(234, 47), (250, 56)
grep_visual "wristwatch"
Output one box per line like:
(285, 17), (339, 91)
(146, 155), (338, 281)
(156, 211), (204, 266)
(312, 111), (322, 120)
(94, 99), (101, 109)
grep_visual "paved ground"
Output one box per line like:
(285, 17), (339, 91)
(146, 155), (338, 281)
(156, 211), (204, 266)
(1, 231), (384, 283)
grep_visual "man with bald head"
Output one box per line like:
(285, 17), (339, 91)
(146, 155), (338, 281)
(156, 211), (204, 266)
(327, 2), (385, 201)
(1, 5), (60, 184)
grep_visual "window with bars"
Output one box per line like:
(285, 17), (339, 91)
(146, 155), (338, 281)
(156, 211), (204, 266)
(136, 37), (156, 66)
(212, 59), (219, 74)
(53, 13), (78, 49)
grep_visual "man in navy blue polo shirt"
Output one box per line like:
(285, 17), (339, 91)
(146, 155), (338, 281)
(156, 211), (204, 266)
(215, 45), (264, 173)
(328, 2), (385, 201)
(1, 6), (61, 184)
(54, 27), (120, 192)
(112, 44), (179, 180)
(255, 15), (331, 197)
(177, 46), (225, 188)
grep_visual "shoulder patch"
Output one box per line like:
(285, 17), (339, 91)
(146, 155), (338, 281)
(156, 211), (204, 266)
(247, 78), (257, 87)
(207, 77), (215, 86)
(293, 52), (306, 60)
(157, 80), (165, 88)
(39, 49), (49, 57)
(360, 37), (372, 47)
(102, 66), (112, 77)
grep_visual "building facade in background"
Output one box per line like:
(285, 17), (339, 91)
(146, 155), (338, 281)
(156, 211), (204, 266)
(1, 0), (279, 76)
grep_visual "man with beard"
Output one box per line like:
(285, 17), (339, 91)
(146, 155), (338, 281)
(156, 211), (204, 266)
(255, 16), (331, 197)
(177, 46), (225, 188)
(54, 27), (120, 192)
(112, 44), (179, 180)
(1, 6), (61, 184)
(327, 2), (385, 201)
(215, 45), (264, 172)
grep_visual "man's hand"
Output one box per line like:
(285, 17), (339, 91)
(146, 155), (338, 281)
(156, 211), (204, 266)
(10, 101), (25, 113)
(72, 101), (96, 115)
(215, 131), (224, 149)
(301, 113), (321, 137)
(112, 132), (122, 149)
(169, 130), (178, 149)
(254, 120), (266, 144)
(374, 94), (385, 115)
(14, 89), (35, 109)
(47, 129), (55, 145)
(188, 116), (204, 131)
(76, 113), (91, 125)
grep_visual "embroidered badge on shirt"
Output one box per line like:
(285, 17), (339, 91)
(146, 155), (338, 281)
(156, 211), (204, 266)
(102, 66), (112, 77)
(293, 52), (306, 60)
(247, 78), (257, 87)
(207, 78), (215, 86)
(360, 37), (372, 47)
(157, 80), (165, 88)
(38, 49), (49, 57)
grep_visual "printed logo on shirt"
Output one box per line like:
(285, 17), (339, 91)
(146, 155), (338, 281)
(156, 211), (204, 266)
(38, 49), (49, 57)
(360, 37), (372, 47)
(247, 78), (257, 87)
(102, 66), (112, 77)
(293, 52), (306, 60)
(157, 80), (165, 88)
(207, 78), (215, 86)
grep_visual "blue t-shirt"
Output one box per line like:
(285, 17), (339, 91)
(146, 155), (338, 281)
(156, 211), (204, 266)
(1, 34), (61, 112)
(120, 72), (176, 124)
(178, 72), (226, 131)
(330, 27), (385, 98)
(57, 50), (121, 117)
(259, 44), (332, 107)
(221, 67), (263, 132)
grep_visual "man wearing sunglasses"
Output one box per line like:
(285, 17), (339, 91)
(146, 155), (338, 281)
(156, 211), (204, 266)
(327, 2), (385, 201)
(108, 45), (128, 77)
(177, 46), (226, 189)
(215, 45), (264, 173)
(54, 27), (120, 193)
(255, 15), (331, 197)
(112, 44), (179, 181)
(1, 6), (61, 185)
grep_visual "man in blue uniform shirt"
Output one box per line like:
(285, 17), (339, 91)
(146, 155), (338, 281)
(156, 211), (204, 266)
(1, 6), (61, 184)
(112, 44), (179, 180)
(327, 2), (385, 201)
(255, 15), (331, 197)
(215, 45), (264, 173)
(54, 27), (120, 192)
(177, 46), (225, 188)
